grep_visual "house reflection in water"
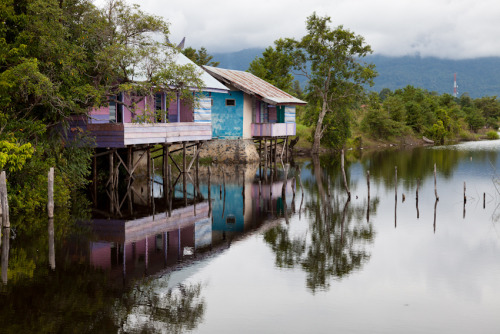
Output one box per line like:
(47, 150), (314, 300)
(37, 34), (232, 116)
(84, 163), (295, 283)
(87, 202), (211, 283)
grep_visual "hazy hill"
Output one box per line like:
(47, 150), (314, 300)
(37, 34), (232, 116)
(212, 48), (500, 98)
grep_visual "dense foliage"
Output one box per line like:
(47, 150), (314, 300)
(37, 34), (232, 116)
(358, 86), (500, 144)
(0, 0), (200, 218)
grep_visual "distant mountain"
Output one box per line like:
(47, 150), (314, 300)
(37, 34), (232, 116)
(211, 48), (500, 98)
(212, 48), (265, 71)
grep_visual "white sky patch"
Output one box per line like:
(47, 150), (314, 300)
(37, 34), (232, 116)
(94, 0), (500, 59)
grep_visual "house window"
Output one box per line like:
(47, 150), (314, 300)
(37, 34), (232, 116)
(226, 99), (236, 106)
(110, 94), (123, 123)
(155, 93), (163, 122)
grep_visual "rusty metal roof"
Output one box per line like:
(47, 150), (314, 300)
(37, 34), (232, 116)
(203, 66), (307, 106)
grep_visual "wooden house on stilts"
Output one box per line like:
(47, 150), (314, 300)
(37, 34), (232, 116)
(67, 52), (229, 212)
(202, 66), (306, 163)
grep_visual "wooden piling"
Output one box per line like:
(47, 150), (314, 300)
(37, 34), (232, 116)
(395, 166), (398, 200)
(48, 167), (54, 219)
(483, 192), (486, 209)
(1, 227), (9, 284)
(434, 163), (439, 200)
(367, 170), (370, 223)
(48, 218), (55, 270)
(341, 149), (351, 199)
(464, 182), (466, 204)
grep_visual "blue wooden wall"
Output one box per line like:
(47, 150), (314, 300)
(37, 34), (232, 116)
(211, 91), (244, 139)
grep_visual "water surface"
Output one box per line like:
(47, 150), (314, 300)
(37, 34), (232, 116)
(1, 140), (500, 333)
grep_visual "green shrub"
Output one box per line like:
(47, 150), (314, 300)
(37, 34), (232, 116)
(486, 131), (499, 140)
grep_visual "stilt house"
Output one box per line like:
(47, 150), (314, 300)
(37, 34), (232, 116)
(69, 53), (229, 148)
(202, 66), (306, 140)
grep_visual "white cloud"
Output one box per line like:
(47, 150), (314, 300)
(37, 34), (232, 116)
(95, 0), (500, 59)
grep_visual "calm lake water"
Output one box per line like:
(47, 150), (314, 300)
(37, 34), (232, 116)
(2, 140), (500, 333)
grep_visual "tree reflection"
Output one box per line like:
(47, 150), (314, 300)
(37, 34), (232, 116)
(115, 280), (205, 333)
(264, 156), (377, 293)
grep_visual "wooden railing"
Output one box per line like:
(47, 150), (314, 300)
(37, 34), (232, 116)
(251, 123), (296, 137)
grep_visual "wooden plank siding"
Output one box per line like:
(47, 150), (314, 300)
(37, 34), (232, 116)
(68, 122), (212, 148)
(251, 123), (296, 138)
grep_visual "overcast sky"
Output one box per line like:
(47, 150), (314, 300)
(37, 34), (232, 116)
(99, 0), (500, 59)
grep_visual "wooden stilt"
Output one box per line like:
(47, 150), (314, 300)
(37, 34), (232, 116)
(264, 138), (268, 175)
(93, 156), (97, 204)
(168, 164), (172, 217)
(285, 137), (288, 162)
(183, 142), (187, 206)
(163, 145), (168, 206)
(196, 143), (200, 200)
(147, 147), (151, 205)
(109, 151), (114, 190)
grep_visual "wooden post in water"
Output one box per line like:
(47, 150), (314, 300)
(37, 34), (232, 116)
(0, 171), (9, 228)
(394, 166), (398, 201)
(434, 163), (439, 201)
(48, 218), (55, 270)
(341, 149), (351, 199)
(1, 227), (9, 284)
(483, 192), (486, 209)
(367, 170), (370, 223)
(464, 182), (466, 204)
(416, 178), (420, 219)
(48, 167), (54, 219)
(394, 167), (397, 229)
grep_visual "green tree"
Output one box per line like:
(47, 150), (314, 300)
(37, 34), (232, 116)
(248, 44), (295, 93)
(182, 46), (219, 67)
(279, 13), (376, 153)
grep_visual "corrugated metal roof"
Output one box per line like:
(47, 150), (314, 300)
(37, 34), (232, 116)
(203, 66), (307, 106)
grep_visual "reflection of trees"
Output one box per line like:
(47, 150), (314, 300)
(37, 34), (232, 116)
(362, 147), (499, 190)
(115, 280), (205, 333)
(264, 157), (377, 293)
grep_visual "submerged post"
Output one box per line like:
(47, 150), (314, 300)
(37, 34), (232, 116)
(434, 163), (439, 201)
(48, 167), (54, 219)
(341, 149), (351, 199)
(464, 182), (466, 204)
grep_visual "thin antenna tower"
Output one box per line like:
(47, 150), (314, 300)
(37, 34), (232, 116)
(453, 73), (458, 98)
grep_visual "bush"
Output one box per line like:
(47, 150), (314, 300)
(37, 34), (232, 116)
(486, 131), (499, 140)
